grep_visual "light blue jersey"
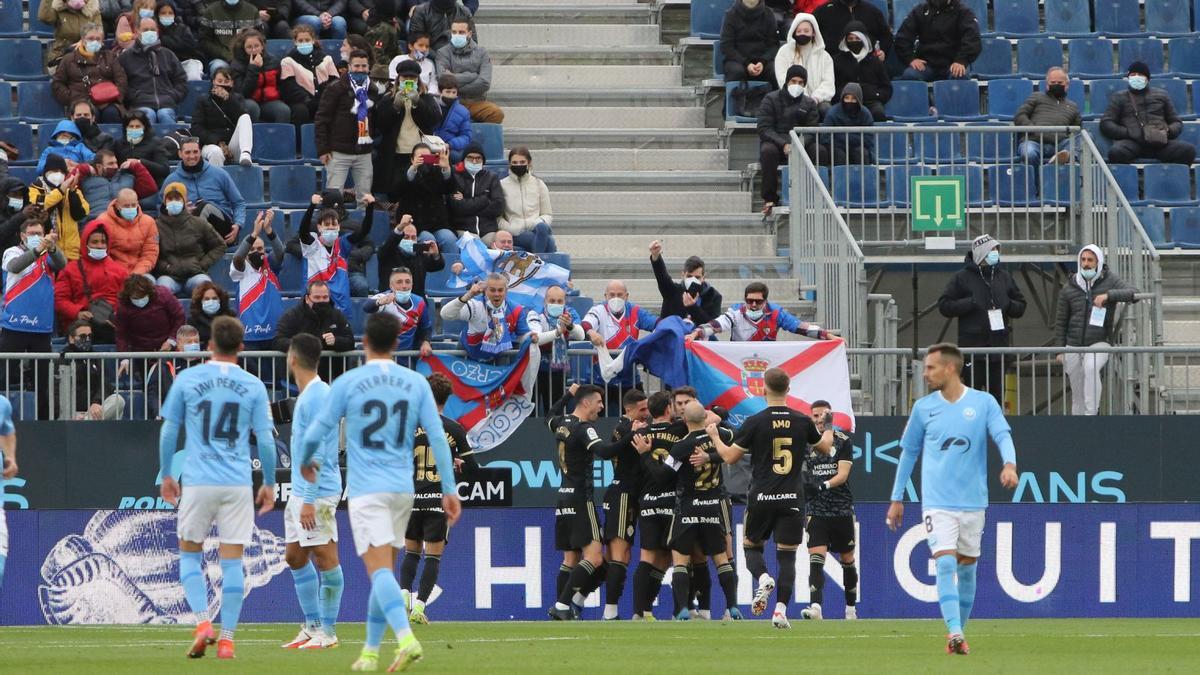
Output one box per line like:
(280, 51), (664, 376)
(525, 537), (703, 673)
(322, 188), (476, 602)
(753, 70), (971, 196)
(290, 379), (342, 503)
(301, 359), (455, 499)
(892, 388), (1017, 511)
(159, 361), (277, 487)
(0, 396), (12, 497)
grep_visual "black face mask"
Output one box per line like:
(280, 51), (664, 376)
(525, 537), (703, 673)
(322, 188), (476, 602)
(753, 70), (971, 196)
(843, 102), (861, 116)
(441, 95), (457, 107)
(248, 250), (265, 268)
(509, 164), (528, 177)
(795, 34), (813, 45)
(73, 336), (93, 352)
(310, 301), (333, 315)
(846, 40), (864, 53)
(182, 160), (204, 173)
(1047, 84), (1067, 99)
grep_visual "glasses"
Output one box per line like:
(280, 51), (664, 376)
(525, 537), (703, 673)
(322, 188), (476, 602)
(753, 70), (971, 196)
(744, 298), (765, 306)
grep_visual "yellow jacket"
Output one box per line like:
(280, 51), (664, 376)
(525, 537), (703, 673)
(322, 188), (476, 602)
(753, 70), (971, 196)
(28, 180), (90, 261)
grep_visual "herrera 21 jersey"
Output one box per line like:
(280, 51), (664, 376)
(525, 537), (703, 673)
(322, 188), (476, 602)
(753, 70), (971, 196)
(732, 406), (821, 508)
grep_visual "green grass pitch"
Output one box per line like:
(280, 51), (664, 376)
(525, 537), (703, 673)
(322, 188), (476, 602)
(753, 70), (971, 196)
(4, 619), (1199, 673)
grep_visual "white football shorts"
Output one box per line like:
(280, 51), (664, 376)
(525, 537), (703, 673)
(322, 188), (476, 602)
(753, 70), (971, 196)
(284, 494), (340, 546)
(177, 485), (254, 546)
(349, 492), (414, 556)
(923, 509), (985, 558)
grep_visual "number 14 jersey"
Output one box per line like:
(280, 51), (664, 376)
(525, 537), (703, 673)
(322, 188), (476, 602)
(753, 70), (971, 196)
(733, 406), (821, 509)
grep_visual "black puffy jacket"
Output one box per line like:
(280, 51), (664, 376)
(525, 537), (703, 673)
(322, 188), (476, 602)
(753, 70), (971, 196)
(831, 21), (892, 105)
(938, 252), (1027, 347)
(719, 1), (780, 67)
(894, 0), (982, 70)
(814, 0), (894, 59)
(757, 88), (820, 148)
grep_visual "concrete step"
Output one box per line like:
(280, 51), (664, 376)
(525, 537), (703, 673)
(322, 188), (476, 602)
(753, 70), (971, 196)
(553, 190), (751, 215)
(556, 234), (776, 259)
(539, 170), (743, 192)
(1162, 320), (1200, 345)
(492, 65), (682, 89)
(1160, 365), (1200, 389)
(1162, 297), (1200, 321)
(476, 23), (660, 48)
(490, 45), (675, 65)
(489, 87), (698, 107)
(501, 106), (705, 129)
(571, 278), (809, 306)
(552, 214), (769, 234)
(475, 5), (656, 24)
(532, 148), (728, 171)
(570, 257), (791, 279)
(504, 127), (720, 149)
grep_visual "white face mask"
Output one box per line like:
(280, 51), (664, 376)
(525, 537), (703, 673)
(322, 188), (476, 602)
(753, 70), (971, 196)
(45, 171), (65, 187)
(607, 297), (625, 315)
(786, 84), (804, 98)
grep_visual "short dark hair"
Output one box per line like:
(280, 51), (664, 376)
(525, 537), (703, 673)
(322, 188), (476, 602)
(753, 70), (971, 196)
(928, 342), (964, 372)
(408, 32), (431, 44)
(20, 219), (43, 233)
(622, 389), (647, 411)
(71, 99), (98, 117)
(437, 72), (459, 91)
(810, 399), (831, 411)
(306, 278), (330, 296)
(411, 142), (431, 154)
(744, 281), (769, 299)
(209, 316), (244, 356)
(317, 209), (341, 226)
(95, 148), (117, 164)
(508, 146), (532, 163)
(212, 66), (234, 82)
(119, 274), (155, 304)
(289, 333), (322, 370)
(574, 384), (604, 403)
(364, 312), (401, 353)
(684, 255), (705, 275)
(764, 367), (789, 395)
(671, 386), (697, 400)
(647, 391), (672, 418)
(428, 373), (453, 406)
(68, 319), (91, 338)
(348, 49), (371, 63)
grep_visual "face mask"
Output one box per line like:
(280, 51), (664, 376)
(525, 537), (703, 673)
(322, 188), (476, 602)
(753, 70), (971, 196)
(1080, 267), (1097, 280)
(85, 40), (102, 54)
(846, 40), (864, 53)
(127, 128), (144, 143)
(296, 42), (313, 55)
(310, 301), (332, 313)
(745, 308), (764, 321)
(24, 235), (42, 250)
(88, 247), (107, 260)
(786, 83), (804, 97)
(510, 164), (528, 177)
(140, 31), (158, 47)
(683, 276), (702, 290)
(545, 303), (564, 319)
(224, 0), (238, 5)
(120, 206), (139, 221)
(607, 297), (625, 315)
(131, 296), (150, 308)
(349, 72), (368, 85)
(1128, 75), (1148, 91)
(450, 34), (469, 49)
(56, 136), (73, 146)
(201, 298), (221, 315)
(138, 8), (153, 18)
(395, 290), (412, 304)
(74, 335), (93, 352)
(183, 342), (201, 352)
(7, 197), (22, 210)
(165, 200), (184, 216)
(159, 15), (175, 26)
(248, 250), (264, 268)
(320, 230), (339, 245)
(795, 34), (812, 45)
(1047, 83), (1066, 99)
(741, 0), (760, 7)
(465, 161), (483, 176)
(985, 250), (1000, 266)
(413, 50), (427, 61)
(45, 172), (64, 187)
(441, 95), (457, 106)
(843, 101), (861, 116)
(399, 238), (415, 254)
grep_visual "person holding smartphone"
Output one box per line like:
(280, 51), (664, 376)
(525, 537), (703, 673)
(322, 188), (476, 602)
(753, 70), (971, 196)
(374, 59), (442, 197)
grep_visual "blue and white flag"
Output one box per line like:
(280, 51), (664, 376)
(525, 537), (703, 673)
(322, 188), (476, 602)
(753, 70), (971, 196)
(455, 233), (570, 312)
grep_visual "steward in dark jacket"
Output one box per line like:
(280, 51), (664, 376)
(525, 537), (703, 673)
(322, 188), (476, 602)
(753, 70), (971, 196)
(719, 0), (780, 84)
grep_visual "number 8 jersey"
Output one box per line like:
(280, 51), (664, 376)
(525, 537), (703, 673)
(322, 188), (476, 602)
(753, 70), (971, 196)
(732, 406), (822, 509)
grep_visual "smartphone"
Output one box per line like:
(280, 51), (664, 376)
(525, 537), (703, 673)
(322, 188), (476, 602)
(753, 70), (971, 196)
(421, 153), (439, 165)
(404, 79), (416, 93)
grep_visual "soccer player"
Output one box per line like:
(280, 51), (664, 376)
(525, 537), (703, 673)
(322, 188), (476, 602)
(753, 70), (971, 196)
(888, 343), (1019, 656)
(400, 373), (479, 625)
(158, 316), (278, 660)
(547, 383), (633, 621)
(0, 395), (15, 592)
(281, 333), (344, 650)
(707, 368), (831, 629)
(800, 399), (856, 622)
(300, 313), (460, 672)
(667, 386), (716, 619)
(630, 391), (683, 619)
(597, 389), (649, 620)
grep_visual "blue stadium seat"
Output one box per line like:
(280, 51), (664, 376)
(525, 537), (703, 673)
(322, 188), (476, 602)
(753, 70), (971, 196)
(1158, 78), (1192, 120)
(222, 165), (266, 207)
(320, 39), (342, 56)
(245, 208), (287, 238)
(1107, 164), (1144, 205)
(266, 39), (292, 61)
(0, 2), (24, 37)
(0, 82), (11, 119)
(974, 38), (1014, 79)
(28, 0), (54, 37)
(724, 81), (769, 122)
(1040, 166), (1076, 206)
(1044, 0), (1094, 37)
(177, 80), (210, 120)
(914, 128), (964, 163)
(989, 165), (1038, 206)
(1117, 38), (1166, 75)
(6, 165), (37, 184)
(251, 123), (300, 164)
(1180, 122), (1200, 150)
(1146, 0), (1192, 37)
(960, 0), (990, 35)
(36, 122), (60, 152)
(987, 79), (1033, 120)
(711, 39), (722, 78)
(874, 126), (911, 164)
(208, 254), (234, 289)
(0, 39), (47, 81)
(1067, 38), (1116, 79)
(1017, 37), (1064, 79)
(1038, 77), (1086, 113)
(883, 165), (931, 207)
(1170, 206), (1200, 248)
(964, 124), (1016, 162)
(1144, 164), (1195, 206)
(689, 0), (725, 39)
(891, 0), (920, 31)
(1133, 206), (1170, 248)
(299, 123), (318, 161)
(1094, 0), (1145, 37)
(17, 82), (63, 123)
(1168, 37), (1200, 78)
(993, 0), (1039, 37)
(932, 80), (985, 121)
(568, 296), (593, 320)
(884, 80), (933, 122)
(934, 165), (991, 207)
(1088, 79), (1127, 120)
(1082, 120), (1112, 157)
(472, 122), (505, 165)
(0, 121), (34, 165)
(270, 165), (318, 208)
(278, 255), (306, 295)
(5, 391), (37, 420)
(347, 207), (391, 245)
(828, 165), (887, 208)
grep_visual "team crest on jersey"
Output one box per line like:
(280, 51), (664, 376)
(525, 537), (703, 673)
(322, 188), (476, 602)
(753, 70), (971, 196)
(740, 356), (769, 396)
(962, 407), (977, 420)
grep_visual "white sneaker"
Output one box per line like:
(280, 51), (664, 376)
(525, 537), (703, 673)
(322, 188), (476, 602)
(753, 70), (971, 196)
(281, 625), (314, 649)
(800, 603), (823, 621)
(751, 575), (776, 616)
(239, 151), (252, 167)
(772, 610), (791, 629)
(298, 631), (339, 649)
(845, 606), (858, 620)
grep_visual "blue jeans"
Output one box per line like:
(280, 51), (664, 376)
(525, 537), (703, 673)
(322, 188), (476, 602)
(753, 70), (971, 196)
(1017, 139), (1072, 165)
(296, 15), (348, 39)
(431, 229), (459, 256)
(244, 99), (292, 124)
(135, 107), (178, 125)
(156, 273), (211, 296)
(899, 65), (967, 82)
(512, 222), (557, 253)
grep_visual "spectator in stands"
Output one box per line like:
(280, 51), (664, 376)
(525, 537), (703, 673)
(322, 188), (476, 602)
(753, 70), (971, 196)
(230, 210), (285, 348)
(439, 271), (531, 362)
(488, 229), (515, 252)
(389, 33), (438, 94)
(115, 0), (158, 51)
(812, 82), (875, 165)
(113, 110), (174, 187)
(528, 284), (583, 405)
(52, 23), (129, 124)
(120, 17), (189, 124)
(449, 142), (505, 244)
(154, 182), (225, 294)
(198, 0), (261, 73)
(187, 280), (236, 345)
(172, 0), (208, 32)
(1100, 62), (1196, 165)
(757, 65), (819, 214)
(75, 150), (159, 219)
(436, 20), (503, 123)
(291, 192), (375, 314)
(279, 24), (340, 126)
(830, 20), (890, 121)
(2, 221), (67, 417)
(41, 0), (103, 69)
(647, 239), (722, 326)
(411, 0), (474, 51)
(1014, 67), (1081, 169)
(396, 143), (456, 247)
(719, 0), (780, 86)
(161, 137), (246, 243)
(55, 219), (129, 341)
(253, 0), (291, 38)
(271, 278), (355, 353)
(69, 101), (118, 153)
(96, 187), (159, 276)
(364, 266), (433, 356)
(29, 155), (89, 261)
(693, 280), (828, 341)
(157, 0), (206, 79)
(60, 319), (126, 420)
(347, 0), (383, 38)
(294, 0), (349, 39)
(145, 323), (203, 414)
(231, 28), (293, 123)
(498, 147), (556, 254)
(1055, 245), (1138, 415)
(377, 215), (445, 297)
(362, 10), (403, 82)
(0, 177), (35, 252)
(938, 234), (1026, 405)
(114, 263), (185, 351)
(315, 50), (379, 206)
(374, 59), (443, 195)
(99, 0), (131, 27)
(814, 0), (892, 63)
(432, 74), (473, 163)
(774, 13), (835, 114)
(582, 280), (658, 397)
(895, 0), (980, 83)
(193, 67), (255, 167)
(36, 120), (97, 175)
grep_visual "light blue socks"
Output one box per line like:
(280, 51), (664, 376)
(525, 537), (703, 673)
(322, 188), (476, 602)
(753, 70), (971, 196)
(957, 562), (978, 629)
(179, 551), (210, 622)
(935, 555), (962, 636)
(219, 558), (245, 640)
(320, 565), (345, 637)
(290, 561), (322, 630)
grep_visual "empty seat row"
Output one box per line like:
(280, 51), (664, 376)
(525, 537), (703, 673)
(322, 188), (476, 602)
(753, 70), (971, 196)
(1134, 205), (1200, 249)
(975, 35), (1200, 80)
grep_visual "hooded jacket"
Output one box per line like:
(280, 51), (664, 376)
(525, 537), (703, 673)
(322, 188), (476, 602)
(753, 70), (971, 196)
(831, 20), (892, 106)
(0, 177), (30, 251)
(113, 113), (174, 186)
(774, 13), (836, 102)
(410, 0), (476, 51)
(114, 283), (185, 352)
(28, 166), (89, 261)
(54, 220), (131, 331)
(161, 159), (247, 227)
(40, 0), (103, 68)
(433, 97), (473, 159)
(95, 199), (160, 275)
(813, 0), (894, 60)
(154, 208), (226, 282)
(757, 85), (820, 148)
(449, 143), (504, 237)
(1054, 245), (1139, 347)
(36, 121), (98, 175)
(819, 82), (876, 154)
(895, 0), (982, 70)
(434, 38), (493, 101)
(76, 160), (158, 219)
(719, 0), (780, 68)
(52, 42), (129, 111)
(198, 0), (261, 63)
(1099, 85), (1184, 145)
(938, 251), (1027, 347)
(118, 39), (189, 110)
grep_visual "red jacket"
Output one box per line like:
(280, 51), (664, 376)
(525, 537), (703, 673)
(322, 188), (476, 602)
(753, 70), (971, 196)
(54, 221), (132, 333)
(795, 0), (824, 13)
(114, 284), (185, 352)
